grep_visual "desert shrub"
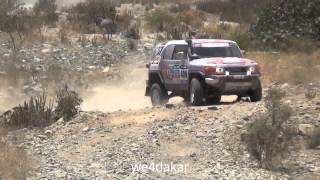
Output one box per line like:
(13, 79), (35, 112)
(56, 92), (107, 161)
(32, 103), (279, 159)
(180, 10), (206, 28)
(33, 0), (58, 26)
(308, 128), (320, 149)
(146, 10), (172, 32)
(196, 0), (274, 24)
(146, 10), (189, 39)
(58, 23), (70, 44)
(91, 35), (99, 47)
(169, 3), (190, 13)
(67, 0), (116, 33)
(1, 95), (54, 128)
(55, 86), (82, 121)
(228, 31), (252, 51)
(127, 38), (137, 50)
(245, 88), (294, 169)
(125, 19), (141, 39)
(305, 88), (317, 100)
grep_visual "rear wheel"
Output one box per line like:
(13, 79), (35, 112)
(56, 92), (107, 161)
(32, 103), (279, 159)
(151, 83), (168, 106)
(206, 95), (221, 105)
(190, 78), (204, 106)
(249, 81), (262, 102)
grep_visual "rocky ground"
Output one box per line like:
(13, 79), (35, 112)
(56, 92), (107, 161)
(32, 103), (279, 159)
(0, 33), (319, 180)
(2, 82), (320, 180)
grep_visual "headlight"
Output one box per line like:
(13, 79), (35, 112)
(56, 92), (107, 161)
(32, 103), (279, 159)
(216, 67), (224, 74)
(248, 66), (256, 72)
(248, 65), (260, 74)
(204, 67), (224, 74)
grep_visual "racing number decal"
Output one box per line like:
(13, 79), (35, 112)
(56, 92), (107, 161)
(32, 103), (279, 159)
(166, 64), (188, 80)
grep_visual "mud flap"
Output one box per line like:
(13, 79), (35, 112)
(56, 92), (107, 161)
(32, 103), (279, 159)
(145, 86), (151, 96)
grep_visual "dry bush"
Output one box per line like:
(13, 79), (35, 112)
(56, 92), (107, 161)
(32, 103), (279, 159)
(308, 127), (320, 149)
(33, 0), (58, 26)
(245, 88), (295, 169)
(180, 9), (206, 28)
(145, 10), (189, 39)
(91, 35), (99, 47)
(58, 23), (71, 45)
(169, 3), (190, 13)
(67, 0), (116, 33)
(247, 51), (320, 85)
(55, 86), (83, 121)
(305, 86), (317, 100)
(127, 38), (137, 50)
(0, 141), (32, 179)
(1, 95), (54, 128)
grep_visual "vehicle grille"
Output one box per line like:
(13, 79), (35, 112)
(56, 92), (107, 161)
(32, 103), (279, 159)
(225, 67), (247, 75)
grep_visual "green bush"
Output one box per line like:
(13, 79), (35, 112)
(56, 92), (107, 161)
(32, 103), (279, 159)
(251, 0), (320, 50)
(228, 31), (252, 50)
(55, 86), (82, 121)
(245, 88), (294, 169)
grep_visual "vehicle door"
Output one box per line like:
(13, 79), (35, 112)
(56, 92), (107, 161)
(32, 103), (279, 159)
(160, 45), (189, 91)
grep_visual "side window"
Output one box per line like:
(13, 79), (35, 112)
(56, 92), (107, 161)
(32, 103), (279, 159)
(172, 45), (188, 60)
(162, 45), (175, 60)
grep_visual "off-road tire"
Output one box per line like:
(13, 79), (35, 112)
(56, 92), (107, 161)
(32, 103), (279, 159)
(249, 81), (262, 102)
(206, 95), (221, 105)
(151, 83), (169, 106)
(190, 78), (204, 106)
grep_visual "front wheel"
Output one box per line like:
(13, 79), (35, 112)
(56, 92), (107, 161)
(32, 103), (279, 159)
(190, 78), (204, 106)
(249, 81), (262, 102)
(150, 83), (168, 106)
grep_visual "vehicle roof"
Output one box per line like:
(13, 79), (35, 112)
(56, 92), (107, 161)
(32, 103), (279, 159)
(164, 39), (236, 46)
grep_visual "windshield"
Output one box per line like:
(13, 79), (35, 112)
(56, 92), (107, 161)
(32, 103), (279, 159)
(193, 43), (243, 58)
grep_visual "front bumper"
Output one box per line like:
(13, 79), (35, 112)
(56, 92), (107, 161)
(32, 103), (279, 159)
(205, 74), (260, 94)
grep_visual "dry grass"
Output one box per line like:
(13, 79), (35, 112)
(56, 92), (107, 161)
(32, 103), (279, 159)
(247, 51), (320, 85)
(0, 128), (33, 179)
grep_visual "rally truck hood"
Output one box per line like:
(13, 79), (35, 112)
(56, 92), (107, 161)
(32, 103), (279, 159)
(189, 57), (257, 66)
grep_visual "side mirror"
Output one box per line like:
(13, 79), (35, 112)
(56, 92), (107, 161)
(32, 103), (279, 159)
(189, 53), (200, 60)
(146, 63), (150, 68)
(241, 50), (246, 56)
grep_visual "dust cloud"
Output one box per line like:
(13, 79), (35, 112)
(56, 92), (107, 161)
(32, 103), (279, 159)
(82, 66), (151, 112)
